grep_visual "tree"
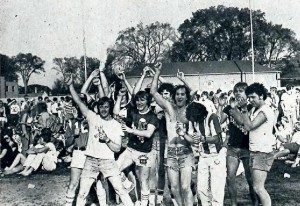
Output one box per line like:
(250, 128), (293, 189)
(0, 54), (19, 82)
(12, 53), (45, 94)
(52, 78), (69, 95)
(52, 56), (100, 85)
(169, 6), (300, 68)
(256, 23), (300, 67)
(107, 21), (177, 72)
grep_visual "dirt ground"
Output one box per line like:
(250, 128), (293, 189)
(0, 160), (300, 206)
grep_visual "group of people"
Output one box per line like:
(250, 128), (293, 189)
(1, 62), (300, 206)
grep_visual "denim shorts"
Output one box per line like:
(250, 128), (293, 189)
(250, 151), (274, 172)
(166, 146), (194, 171)
(227, 146), (250, 160)
(81, 156), (120, 179)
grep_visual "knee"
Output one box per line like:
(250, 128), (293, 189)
(253, 184), (265, 195)
(171, 186), (180, 195)
(181, 184), (191, 195)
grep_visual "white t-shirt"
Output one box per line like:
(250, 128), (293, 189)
(281, 92), (297, 111)
(85, 111), (123, 159)
(51, 102), (59, 114)
(45, 142), (57, 163)
(249, 104), (276, 153)
(10, 104), (20, 114)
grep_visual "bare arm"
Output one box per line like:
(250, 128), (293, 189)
(117, 72), (133, 95)
(242, 110), (267, 131)
(113, 90), (126, 116)
(66, 75), (90, 117)
(97, 128), (122, 153)
(81, 69), (100, 101)
(150, 63), (175, 119)
(122, 124), (156, 139)
(132, 66), (150, 95)
(177, 70), (196, 96)
(99, 63), (109, 96)
(0, 149), (7, 158)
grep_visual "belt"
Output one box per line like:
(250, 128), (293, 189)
(168, 146), (191, 152)
(73, 146), (86, 151)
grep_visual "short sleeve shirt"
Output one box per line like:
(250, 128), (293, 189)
(85, 111), (124, 159)
(127, 110), (159, 153)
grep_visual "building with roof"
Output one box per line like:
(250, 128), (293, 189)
(125, 60), (281, 92)
(0, 76), (19, 98)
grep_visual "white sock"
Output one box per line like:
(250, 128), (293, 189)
(172, 198), (179, 206)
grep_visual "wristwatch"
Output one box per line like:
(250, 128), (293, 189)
(106, 138), (111, 144)
(241, 110), (247, 114)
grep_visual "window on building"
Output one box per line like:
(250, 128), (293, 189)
(5, 86), (8, 92)
(12, 86), (15, 92)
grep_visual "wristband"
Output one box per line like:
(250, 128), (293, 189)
(106, 138), (111, 144)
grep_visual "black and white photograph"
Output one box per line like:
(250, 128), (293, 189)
(1, 0), (300, 205)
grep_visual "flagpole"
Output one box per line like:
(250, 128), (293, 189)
(81, 0), (87, 81)
(249, 0), (255, 82)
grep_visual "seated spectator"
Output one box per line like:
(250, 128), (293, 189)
(0, 128), (19, 172)
(18, 128), (57, 176)
(274, 121), (300, 167)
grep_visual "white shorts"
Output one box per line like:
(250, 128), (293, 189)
(70, 150), (87, 169)
(117, 147), (155, 168)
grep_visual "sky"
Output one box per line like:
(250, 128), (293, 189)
(1, 0), (300, 88)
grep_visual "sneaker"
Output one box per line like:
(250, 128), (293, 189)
(134, 201), (141, 206)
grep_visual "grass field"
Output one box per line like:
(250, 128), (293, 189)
(0, 160), (300, 206)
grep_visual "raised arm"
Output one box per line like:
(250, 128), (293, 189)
(150, 63), (174, 118)
(177, 70), (196, 97)
(81, 69), (100, 101)
(113, 89), (126, 117)
(133, 66), (150, 95)
(99, 63), (110, 96)
(65, 74), (89, 117)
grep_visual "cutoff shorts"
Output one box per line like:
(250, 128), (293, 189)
(250, 151), (274, 172)
(227, 146), (250, 160)
(81, 156), (120, 179)
(166, 146), (194, 171)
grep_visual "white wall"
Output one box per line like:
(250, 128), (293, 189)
(127, 72), (279, 93)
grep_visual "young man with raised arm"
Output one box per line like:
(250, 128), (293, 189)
(150, 63), (194, 206)
(65, 75), (133, 206)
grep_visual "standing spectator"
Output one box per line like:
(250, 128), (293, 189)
(186, 102), (226, 206)
(281, 84), (297, 127)
(9, 99), (20, 127)
(51, 97), (59, 117)
(199, 91), (217, 113)
(219, 82), (258, 206)
(241, 83), (275, 206)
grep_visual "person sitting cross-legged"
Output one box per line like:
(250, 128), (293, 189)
(18, 128), (57, 176)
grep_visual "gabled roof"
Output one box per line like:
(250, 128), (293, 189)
(126, 60), (279, 77)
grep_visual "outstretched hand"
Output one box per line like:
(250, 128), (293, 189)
(177, 70), (185, 81)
